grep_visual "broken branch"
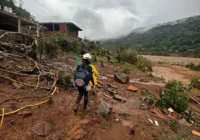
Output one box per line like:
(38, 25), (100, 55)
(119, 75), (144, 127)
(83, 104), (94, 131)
(0, 74), (50, 90)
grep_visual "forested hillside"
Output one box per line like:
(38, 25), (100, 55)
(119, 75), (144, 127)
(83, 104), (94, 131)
(102, 15), (200, 57)
(0, 0), (33, 19)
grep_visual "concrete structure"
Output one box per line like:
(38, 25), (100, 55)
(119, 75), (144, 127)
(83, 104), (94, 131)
(40, 22), (82, 38)
(0, 10), (39, 37)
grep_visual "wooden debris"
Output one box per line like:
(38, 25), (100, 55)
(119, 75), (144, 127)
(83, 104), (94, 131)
(192, 130), (200, 137)
(152, 108), (165, 119)
(127, 85), (138, 92)
(188, 94), (200, 105)
(113, 94), (127, 102)
(0, 74), (50, 90)
(103, 94), (113, 99)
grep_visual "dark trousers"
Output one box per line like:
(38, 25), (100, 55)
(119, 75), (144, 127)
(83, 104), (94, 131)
(76, 87), (88, 108)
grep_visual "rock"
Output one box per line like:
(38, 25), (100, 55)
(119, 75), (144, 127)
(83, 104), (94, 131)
(114, 73), (129, 84)
(12, 82), (22, 89)
(113, 94), (127, 102)
(31, 122), (53, 136)
(179, 118), (187, 125)
(141, 103), (148, 110)
(124, 98), (142, 110)
(97, 102), (112, 117)
(0, 55), (4, 60)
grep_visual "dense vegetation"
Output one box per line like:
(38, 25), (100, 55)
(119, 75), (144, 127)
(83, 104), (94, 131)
(103, 15), (200, 57)
(0, 0), (33, 19)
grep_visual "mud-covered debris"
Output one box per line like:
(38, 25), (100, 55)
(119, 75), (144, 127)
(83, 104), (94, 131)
(31, 122), (53, 136)
(129, 129), (135, 135)
(168, 108), (174, 113)
(18, 110), (32, 117)
(192, 130), (200, 137)
(141, 103), (148, 110)
(12, 82), (23, 89)
(0, 55), (4, 60)
(127, 85), (138, 92)
(154, 120), (159, 126)
(152, 108), (165, 119)
(114, 73), (129, 84)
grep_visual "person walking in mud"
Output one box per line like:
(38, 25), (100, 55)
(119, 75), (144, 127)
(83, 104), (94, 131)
(73, 53), (98, 113)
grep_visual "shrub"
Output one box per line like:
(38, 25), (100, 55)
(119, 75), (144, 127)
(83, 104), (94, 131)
(123, 68), (130, 74)
(166, 80), (184, 92)
(100, 60), (104, 68)
(43, 38), (58, 60)
(157, 82), (189, 114)
(115, 47), (152, 72)
(57, 71), (72, 88)
(191, 77), (200, 89)
(136, 55), (152, 72)
(71, 38), (82, 53)
(186, 63), (200, 71)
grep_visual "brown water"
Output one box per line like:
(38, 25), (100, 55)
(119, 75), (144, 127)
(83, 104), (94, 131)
(152, 65), (200, 84)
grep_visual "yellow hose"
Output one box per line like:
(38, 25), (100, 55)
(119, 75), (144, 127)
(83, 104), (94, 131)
(0, 87), (57, 117)
(0, 108), (5, 128)
(34, 74), (40, 90)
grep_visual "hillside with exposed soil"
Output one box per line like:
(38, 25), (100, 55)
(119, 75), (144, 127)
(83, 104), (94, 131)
(0, 36), (200, 140)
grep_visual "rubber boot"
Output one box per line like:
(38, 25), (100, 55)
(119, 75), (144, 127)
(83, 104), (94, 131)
(82, 105), (87, 113)
(73, 104), (79, 113)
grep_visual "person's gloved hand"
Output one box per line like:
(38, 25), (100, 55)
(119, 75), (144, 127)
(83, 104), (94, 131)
(92, 85), (96, 89)
(86, 86), (92, 91)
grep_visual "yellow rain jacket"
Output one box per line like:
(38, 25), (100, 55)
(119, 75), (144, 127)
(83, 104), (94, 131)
(89, 64), (98, 86)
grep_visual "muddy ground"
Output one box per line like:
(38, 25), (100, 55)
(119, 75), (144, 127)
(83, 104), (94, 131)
(0, 56), (200, 140)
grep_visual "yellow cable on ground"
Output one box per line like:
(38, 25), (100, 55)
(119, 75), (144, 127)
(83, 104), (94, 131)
(0, 108), (5, 128)
(34, 74), (40, 90)
(0, 68), (38, 77)
(0, 87), (57, 117)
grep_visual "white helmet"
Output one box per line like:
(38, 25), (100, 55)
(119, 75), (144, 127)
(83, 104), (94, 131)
(83, 53), (92, 60)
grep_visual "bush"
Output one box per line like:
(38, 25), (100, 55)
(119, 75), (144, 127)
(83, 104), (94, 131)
(157, 80), (189, 114)
(166, 80), (185, 92)
(123, 68), (130, 74)
(43, 38), (58, 60)
(71, 38), (82, 53)
(186, 63), (200, 71)
(100, 60), (104, 68)
(136, 55), (152, 72)
(57, 71), (72, 88)
(116, 47), (152, 72)
(191, 77), (200, 89)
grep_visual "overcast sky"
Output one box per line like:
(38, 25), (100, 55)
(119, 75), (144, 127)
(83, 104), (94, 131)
(17, 0), (200, 39)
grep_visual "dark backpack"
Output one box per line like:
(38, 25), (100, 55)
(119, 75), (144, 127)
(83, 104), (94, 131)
(74, 64), (90, 88)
